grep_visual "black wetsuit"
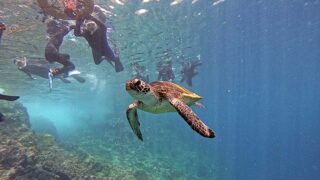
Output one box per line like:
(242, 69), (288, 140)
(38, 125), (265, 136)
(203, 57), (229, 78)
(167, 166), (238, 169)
(16, 58), (85, 83)
(74, 15), (123, 72)
(45, 20), (75, 76)
(0, 22), (5, 45)
(18, 59), (51, 79)
(132, 63), (149, 82)
(180, 60), (202, 86)
(158, 68), (175, 82)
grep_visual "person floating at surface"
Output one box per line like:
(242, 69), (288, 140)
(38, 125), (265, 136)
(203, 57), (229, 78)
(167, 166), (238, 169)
(38, 0), (123, 72)
(14, 57), (85, 83)
(45, 18), (75, 77)
(157, 51), (175, 82)
(74, 15), (124, 72)
(180, 58), (202, 86)
(0, 22), (6, 45)
(131, 62), (149, 82)
(0, 93), (19, 122)
(37, 0), (94, 20)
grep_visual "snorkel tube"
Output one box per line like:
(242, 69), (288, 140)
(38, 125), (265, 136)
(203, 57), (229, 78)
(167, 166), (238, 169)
(48, 69), (53, 91)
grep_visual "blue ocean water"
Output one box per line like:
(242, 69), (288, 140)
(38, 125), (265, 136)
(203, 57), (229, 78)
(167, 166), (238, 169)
(0, 0), (319, 179)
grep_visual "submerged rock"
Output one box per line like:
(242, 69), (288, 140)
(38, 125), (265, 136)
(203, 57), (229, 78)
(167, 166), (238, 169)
(0, 101), (148, 179)
(30, 116), (59, 141)
(0, 101), (96, 179)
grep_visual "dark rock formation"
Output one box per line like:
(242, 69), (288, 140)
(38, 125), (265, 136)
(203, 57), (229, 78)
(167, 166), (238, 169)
(0, 101), (96, 179)
(30, 116), (59, 141)
(0, 101), (151, 179)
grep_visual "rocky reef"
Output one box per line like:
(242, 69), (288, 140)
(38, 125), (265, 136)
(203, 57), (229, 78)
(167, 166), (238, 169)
(0, 101), (144, 179)
(0, 101), (93, 179)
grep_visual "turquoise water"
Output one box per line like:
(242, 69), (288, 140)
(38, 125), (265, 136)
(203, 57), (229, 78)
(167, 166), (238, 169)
(1, 0), (320, 179)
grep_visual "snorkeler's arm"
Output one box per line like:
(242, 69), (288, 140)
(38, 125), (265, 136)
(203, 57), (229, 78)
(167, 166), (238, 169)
(49, 22), (72, 38)
(74, 17), (85, 36)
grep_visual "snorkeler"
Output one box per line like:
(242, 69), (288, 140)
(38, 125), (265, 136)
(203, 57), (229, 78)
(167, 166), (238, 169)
(131, 62), (149, 82)
(180, 58), (202, 86)
(0, 93), (19, 122)
(37, 0), (94, 20)
(157, 51), (175, 82)
(45, 18), (76, 77)
(0, 22), (6, 45)
(14, 57), (85, 83)
(74, 15), (124, 72)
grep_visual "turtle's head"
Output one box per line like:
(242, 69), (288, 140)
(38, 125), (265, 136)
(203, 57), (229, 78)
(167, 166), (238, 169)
(126, 79), (151, 99)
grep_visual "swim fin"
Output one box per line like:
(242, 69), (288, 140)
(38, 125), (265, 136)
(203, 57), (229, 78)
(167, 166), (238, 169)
(68, 70), (85, 83)
(114, 57), (124, 72)
(72, 75), (86, 83)
(0, 94), (19, 101)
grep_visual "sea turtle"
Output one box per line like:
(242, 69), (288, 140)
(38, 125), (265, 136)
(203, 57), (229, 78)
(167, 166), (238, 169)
(126, 79), (215, 141)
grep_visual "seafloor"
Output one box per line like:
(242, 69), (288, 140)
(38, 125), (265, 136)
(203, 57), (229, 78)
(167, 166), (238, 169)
(0, 101), (202, 179)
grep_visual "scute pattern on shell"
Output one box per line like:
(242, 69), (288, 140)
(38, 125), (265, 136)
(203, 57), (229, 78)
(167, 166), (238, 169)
(149, 81), (201, 100)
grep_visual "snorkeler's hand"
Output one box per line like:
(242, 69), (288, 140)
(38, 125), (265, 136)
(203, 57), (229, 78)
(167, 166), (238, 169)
(51, 68), (62, 76)
(0, 23), (6, 30)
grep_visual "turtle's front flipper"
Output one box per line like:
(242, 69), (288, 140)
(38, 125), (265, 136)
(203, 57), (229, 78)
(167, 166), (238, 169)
(168, 97), (215, 138)
(126, 101), (143, 141)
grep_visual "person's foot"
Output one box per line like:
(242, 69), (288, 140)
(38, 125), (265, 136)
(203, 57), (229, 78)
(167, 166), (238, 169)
(114, 57), (124, 72)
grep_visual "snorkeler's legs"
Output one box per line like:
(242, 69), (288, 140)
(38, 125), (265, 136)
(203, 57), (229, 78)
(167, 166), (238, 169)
(54, 54), (75, 76)
(45, 45), (75, 76)
(103, 44), (123, 72)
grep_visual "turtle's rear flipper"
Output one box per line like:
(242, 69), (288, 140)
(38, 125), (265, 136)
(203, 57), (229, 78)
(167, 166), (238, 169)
(168, 97), (215, 138)
(0, 94), (20, 101)
(126, 101), (143, 141)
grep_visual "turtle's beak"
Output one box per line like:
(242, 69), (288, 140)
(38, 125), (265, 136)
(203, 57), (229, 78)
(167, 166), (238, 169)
(125, 80), (133, 91)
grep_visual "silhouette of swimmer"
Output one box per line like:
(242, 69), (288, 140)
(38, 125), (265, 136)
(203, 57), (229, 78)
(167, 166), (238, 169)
(74, 13), (124, 72)
(0, 94), (19, 122)
(131, 62), (149, 82)
(180, 59), (202, 86)
(45, 19), (76, 77)
(0, 22), (6, 45)
(14, 57), (85, 83)
(157, 52), (175, 82)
